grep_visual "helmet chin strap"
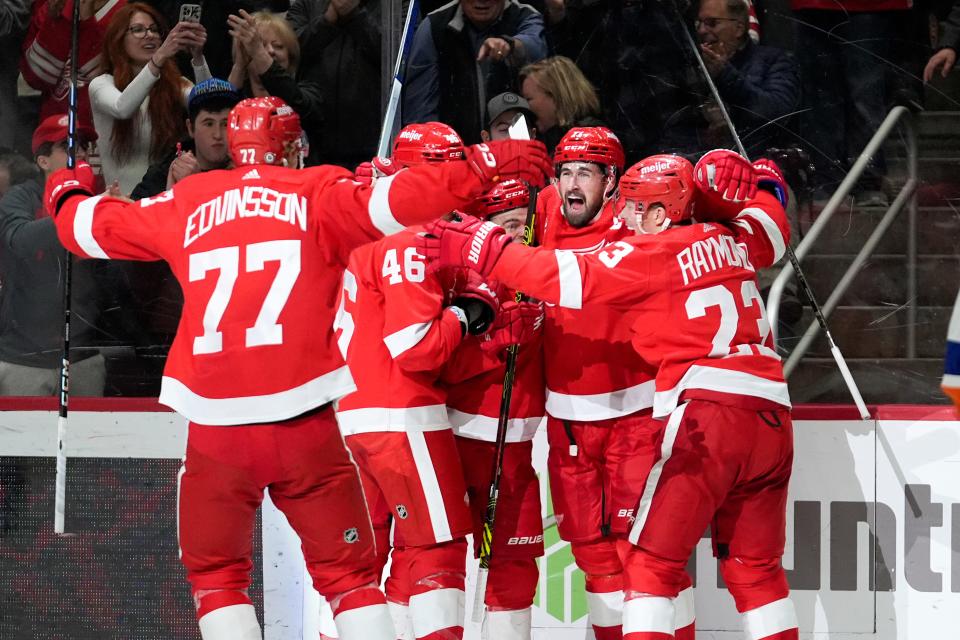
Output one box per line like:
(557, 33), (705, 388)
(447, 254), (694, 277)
(634, 208), (671, 235)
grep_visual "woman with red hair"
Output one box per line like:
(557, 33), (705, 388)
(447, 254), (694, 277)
(89, 2), (211, 194)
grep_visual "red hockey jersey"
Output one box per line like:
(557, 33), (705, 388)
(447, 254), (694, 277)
(491, 192), (792, 418)
(21, 0), (126, 125)
(441, 321), (545, 443)
(334, 229), (464, 435)
(538, 185), (656, 421)
(54, 162), (493, 425)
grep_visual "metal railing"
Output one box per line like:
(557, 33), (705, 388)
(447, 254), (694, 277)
(767, 105), (918, 378)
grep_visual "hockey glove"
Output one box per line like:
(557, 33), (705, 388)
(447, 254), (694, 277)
(354, 156), (399, 187)
(464, 139), (554, 188)
(417, 215), (512, 279)
(694, 149), (758, 203)
(45, 163), (96, 216)
(752, 158), (789, 207)
(481, 299), (544, 354)
(450, 275), (500, 335)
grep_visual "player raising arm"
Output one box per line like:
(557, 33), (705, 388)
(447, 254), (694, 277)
(42, 97), (552, 640)
(420, 149), (801, 640)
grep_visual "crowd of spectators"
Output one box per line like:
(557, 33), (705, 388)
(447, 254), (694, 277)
(0, 0), (958, 395)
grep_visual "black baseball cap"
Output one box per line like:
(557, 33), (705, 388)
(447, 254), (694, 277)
(486, 92), (535, 129)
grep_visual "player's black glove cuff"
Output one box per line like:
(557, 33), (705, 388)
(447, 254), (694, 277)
(451, 297), (495, 335)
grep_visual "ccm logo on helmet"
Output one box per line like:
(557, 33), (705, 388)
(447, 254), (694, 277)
(468, 221), (497, 265)
(507, 535), (544, 545)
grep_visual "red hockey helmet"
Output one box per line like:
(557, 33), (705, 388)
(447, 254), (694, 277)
(392, 122), (465, 167)
(228, 97), (302, 167)
(620, 154), (696, 224)
(479, 179), (530, 218)
(553, 127), (625, 176)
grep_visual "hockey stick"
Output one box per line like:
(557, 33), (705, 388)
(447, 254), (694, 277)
(472, 115), (539, 623)
(54, 0), (82, 534)
(672, 3), (870, 421)
(376, 0), (420, 159)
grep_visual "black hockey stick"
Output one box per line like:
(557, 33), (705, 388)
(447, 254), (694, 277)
(671, 1), (869, 420)
(472, 115), (540, 623)
(54, 0), (82, 534)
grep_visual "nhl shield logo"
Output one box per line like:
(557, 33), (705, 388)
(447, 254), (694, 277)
(343, 527), (359, 544)
(396, 505), (408, 520)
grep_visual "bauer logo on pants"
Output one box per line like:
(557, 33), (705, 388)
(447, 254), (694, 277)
(343, 527), (359, 544)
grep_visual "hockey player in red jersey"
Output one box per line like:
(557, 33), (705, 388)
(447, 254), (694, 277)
(417, 149), (799, 640)
(535, 127), (695, 640)
(334, 122), (527, 640)
(441, 179), (546, 640)
(44, 98), (553, 640)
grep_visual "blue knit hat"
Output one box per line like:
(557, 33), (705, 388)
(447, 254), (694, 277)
(188, 78), (241, 118)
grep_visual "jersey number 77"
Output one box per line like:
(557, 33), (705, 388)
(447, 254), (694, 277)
(189, 240), (302, 355)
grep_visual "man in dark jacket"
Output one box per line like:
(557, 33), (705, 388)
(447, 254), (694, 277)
(666, 0), (800, 158)
(0, 115), (105, 395)
(402, 0), (547, 145)
(287, 0), (382, 168)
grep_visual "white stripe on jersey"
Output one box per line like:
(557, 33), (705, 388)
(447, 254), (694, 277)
(95, 0), (123, 20)
(545, 379), (654, 422)
(446, 409), (542, 443)
(336, 405), (451, 435)
(653, 364), (791, 419)
(25, 45), (60, 84)
(383, 320), (433, 358)
(159, 365), (356, 425)
(737, 207), (786, 264)
(556, 250), (583, 309)
(368, 173), (405, 235)
(74, 195), (110, 259)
